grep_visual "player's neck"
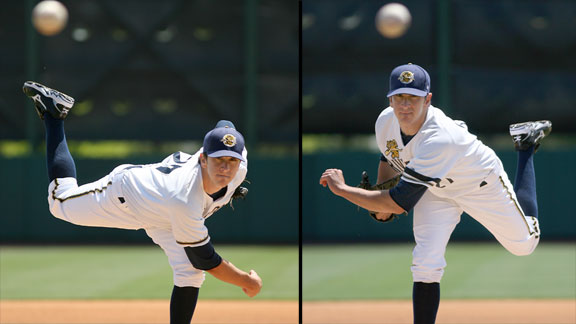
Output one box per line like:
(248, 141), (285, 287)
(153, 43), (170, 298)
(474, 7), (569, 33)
(399, 120), (423, 136)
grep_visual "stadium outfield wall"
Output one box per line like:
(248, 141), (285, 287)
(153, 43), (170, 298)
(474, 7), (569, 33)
(303, 150), (576, 243)
(0, 155), (298, 244)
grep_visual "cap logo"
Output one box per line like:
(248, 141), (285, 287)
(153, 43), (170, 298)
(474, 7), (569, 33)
(398, 71), (414, 84)
(221, 134), (236, 147)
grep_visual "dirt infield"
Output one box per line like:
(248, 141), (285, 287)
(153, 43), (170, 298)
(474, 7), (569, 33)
(3, 299), (575, 324)
(0, 300), (298, 324)
(303, 300), (576, 324)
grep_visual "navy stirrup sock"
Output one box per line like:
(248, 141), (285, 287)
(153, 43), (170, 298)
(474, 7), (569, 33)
(170, 286), (199, 324)
(413, 282), (440, 324)
(514, 146), (538, 218)
(44, 114), (76, 181)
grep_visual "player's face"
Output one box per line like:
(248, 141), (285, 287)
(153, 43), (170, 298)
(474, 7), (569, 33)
(200, 155), (241, 191)
(389, 93), (432, 135)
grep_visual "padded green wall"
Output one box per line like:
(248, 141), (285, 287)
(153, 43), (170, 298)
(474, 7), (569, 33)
(303, 150), (576, 242)
(0, 155), (298, 244)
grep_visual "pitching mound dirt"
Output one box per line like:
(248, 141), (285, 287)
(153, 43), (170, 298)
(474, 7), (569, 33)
(303, 299), (575, 324)
(0, 300), (298, 324)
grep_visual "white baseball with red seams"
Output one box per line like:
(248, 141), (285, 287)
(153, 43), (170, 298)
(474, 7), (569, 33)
(375, 3), (412, 39)
(32, 0), (68, 36)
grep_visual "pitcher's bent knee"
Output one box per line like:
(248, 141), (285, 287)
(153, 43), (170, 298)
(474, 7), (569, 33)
(47, 177), (79, 223)
(503, 217), (540, 256)
(411, 266), (445, 283)
(173, 268), (205, 288)
(506, 236), (539, 256)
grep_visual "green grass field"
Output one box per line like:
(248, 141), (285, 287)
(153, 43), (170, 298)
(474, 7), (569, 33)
(3, 243), (574, 302)
(303, 242), (576, 300)
(0, 245), (298, 300)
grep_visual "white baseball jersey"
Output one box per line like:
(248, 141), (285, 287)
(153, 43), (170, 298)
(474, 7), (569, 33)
(121, 149), (247, 247)
(376, 106), (497, 197)
(375, 105), (540, 283)
(47, 147), (247, 287)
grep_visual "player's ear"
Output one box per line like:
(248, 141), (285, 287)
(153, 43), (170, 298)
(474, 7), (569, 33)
(425, 92), (432, 105)
(199, 153), (207, 168)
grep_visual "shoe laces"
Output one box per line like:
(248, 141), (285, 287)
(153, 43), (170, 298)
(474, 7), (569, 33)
(48, 89), (72, 103)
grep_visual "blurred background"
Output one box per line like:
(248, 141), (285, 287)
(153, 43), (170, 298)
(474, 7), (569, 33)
(302, 0), (576, 244)
(0, 0), (298, 245)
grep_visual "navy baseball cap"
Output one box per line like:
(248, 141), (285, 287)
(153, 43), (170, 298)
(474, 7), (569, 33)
(203, 123), (245, 162)
(215, 120), (236, 129)
(387, 63), (431, 97)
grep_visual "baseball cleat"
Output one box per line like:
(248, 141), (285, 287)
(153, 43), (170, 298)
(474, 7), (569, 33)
(509, 120), (552, 152)
(22, 81), (75, 120)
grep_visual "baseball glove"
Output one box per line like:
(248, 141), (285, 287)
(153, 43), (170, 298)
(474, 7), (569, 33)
(357, 171), (401, 223)
(229, 180), (250, 210)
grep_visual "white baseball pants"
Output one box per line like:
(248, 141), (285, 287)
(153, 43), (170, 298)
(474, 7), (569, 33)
(411, 161), (540, 283)
(47, 168), (205, 288)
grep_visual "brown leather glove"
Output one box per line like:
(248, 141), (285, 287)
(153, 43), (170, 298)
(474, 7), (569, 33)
(357, 171), (401, 223)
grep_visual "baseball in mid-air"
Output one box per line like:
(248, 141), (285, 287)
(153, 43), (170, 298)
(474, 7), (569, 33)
(32, 0), (69, 36)
(375, 3), (411, 39)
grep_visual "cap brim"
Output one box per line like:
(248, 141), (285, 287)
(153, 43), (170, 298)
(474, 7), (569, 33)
(387, 88), (428, 97)
(206, 150), (245, 162)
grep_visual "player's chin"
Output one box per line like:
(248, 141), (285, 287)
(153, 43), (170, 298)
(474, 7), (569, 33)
(215, 175), (232, 186)
(397, 112), (413, 119)
(397, 114), (415, 124)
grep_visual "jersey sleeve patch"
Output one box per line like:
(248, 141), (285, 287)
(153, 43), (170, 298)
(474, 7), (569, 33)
(388, 179), (428, 212)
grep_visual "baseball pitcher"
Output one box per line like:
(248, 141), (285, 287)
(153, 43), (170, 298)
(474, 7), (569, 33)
(23, 81), (262, 324)
(320, 63), (551, 324)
